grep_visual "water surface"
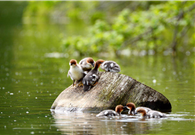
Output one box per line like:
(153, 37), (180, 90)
(0, 3), (194, 135)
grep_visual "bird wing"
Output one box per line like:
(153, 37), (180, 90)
(83, 72), (99, 86)
(67, 70), (73, 80)
(82, 71), (99, 91)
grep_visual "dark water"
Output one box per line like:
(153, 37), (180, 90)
(0, 2), (194, 135)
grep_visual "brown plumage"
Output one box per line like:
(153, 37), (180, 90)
(79, 57), (95, 72)
(125, 102), (166, 118)
(125, 102), (151, 115)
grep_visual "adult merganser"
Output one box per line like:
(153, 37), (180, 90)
(82, 59), (104, 92)
(125, 102), (151, 115)
(135, 108), (166, 118)
(96, 105), (125, 117)
(67, 59), (84, 86)
(100, 61), (121, 73)
(79, 57), (95, 72)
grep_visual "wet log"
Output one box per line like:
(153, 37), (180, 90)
(51, 72), (172, 112)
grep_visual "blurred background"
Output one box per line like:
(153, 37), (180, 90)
(0, 1), (194, 135)
(1, 1), (194, 58)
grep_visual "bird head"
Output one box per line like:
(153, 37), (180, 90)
(115, 105), (125, 115)
(69, 59), (77, 66)
(125, 102), (136, 115)
(135, 108), (146, 117)
(87, 57), (95, 67)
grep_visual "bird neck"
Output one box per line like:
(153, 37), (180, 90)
(94, 63), (100, 71)
(142, 111), (146, 116)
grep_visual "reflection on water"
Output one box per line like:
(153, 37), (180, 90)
(51, 111), (194, 135)
(52, 111), (153, 134)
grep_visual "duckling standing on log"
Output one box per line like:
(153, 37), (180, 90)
(82, 59), (104, 92)
(79, 57), (95, 72)
(96, 105), (125, 117)
(125, 102), (151, 115)
(100, 61), (121, 73)
(67, 59), (84, 87)
(135, 108), (166, 118)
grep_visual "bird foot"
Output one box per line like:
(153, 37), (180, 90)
(77, 82), (84, 87)
(93, 82), (98, 86)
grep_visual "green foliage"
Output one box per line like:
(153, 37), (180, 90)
(62, 1), (195, 56)
(22, 1), (194, 56)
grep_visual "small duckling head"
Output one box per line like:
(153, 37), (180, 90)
(95, 59), (105, 69)
(69, 59), (77, 66)
(126, 102), (136, 115)
(115, 105), (124, 115)
(135, 108), (146, 117)
(86, 57), (95, 67)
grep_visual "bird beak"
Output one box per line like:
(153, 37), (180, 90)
(92, 63), (95, 67)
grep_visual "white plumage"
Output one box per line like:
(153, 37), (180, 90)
(67, 59), (84, 86)
(100, 61), (120, 73)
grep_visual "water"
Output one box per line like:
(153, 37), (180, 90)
(0, 2), (194, 135)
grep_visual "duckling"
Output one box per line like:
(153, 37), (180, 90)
(100, 61), (120, 73)
(96, 105), (125, 117)
(67, 59), (84, 86)
(125, 102), (152, 115)
(79, 57), (95, 72)
(136, 108), (166, 118)
(82, 59), (104, 92)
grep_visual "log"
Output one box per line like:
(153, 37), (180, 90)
(51, 72), (172, 112)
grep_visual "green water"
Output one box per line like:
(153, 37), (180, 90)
(0, 2), (194, 135)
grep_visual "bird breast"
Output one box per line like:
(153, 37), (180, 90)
(70, 66), (83, 80)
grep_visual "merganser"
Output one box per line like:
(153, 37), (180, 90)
(135, 108), (166, 118)
(96, 105), (125, 117)
(82, 59), (104, 92)
(79, 57), (95, 72)
(67, 59), (84, 86)
(125, 102), (151, 115)
(100, 61), (121, 73)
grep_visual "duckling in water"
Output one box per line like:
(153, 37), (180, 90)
(136, 108), (166, 118)
(96, 105), (125, 117)
(125, 102), (152, 115)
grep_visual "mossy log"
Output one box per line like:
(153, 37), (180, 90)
(51, 72), (172, 112)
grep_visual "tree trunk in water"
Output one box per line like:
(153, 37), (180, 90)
(51, 72), (172, 112)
